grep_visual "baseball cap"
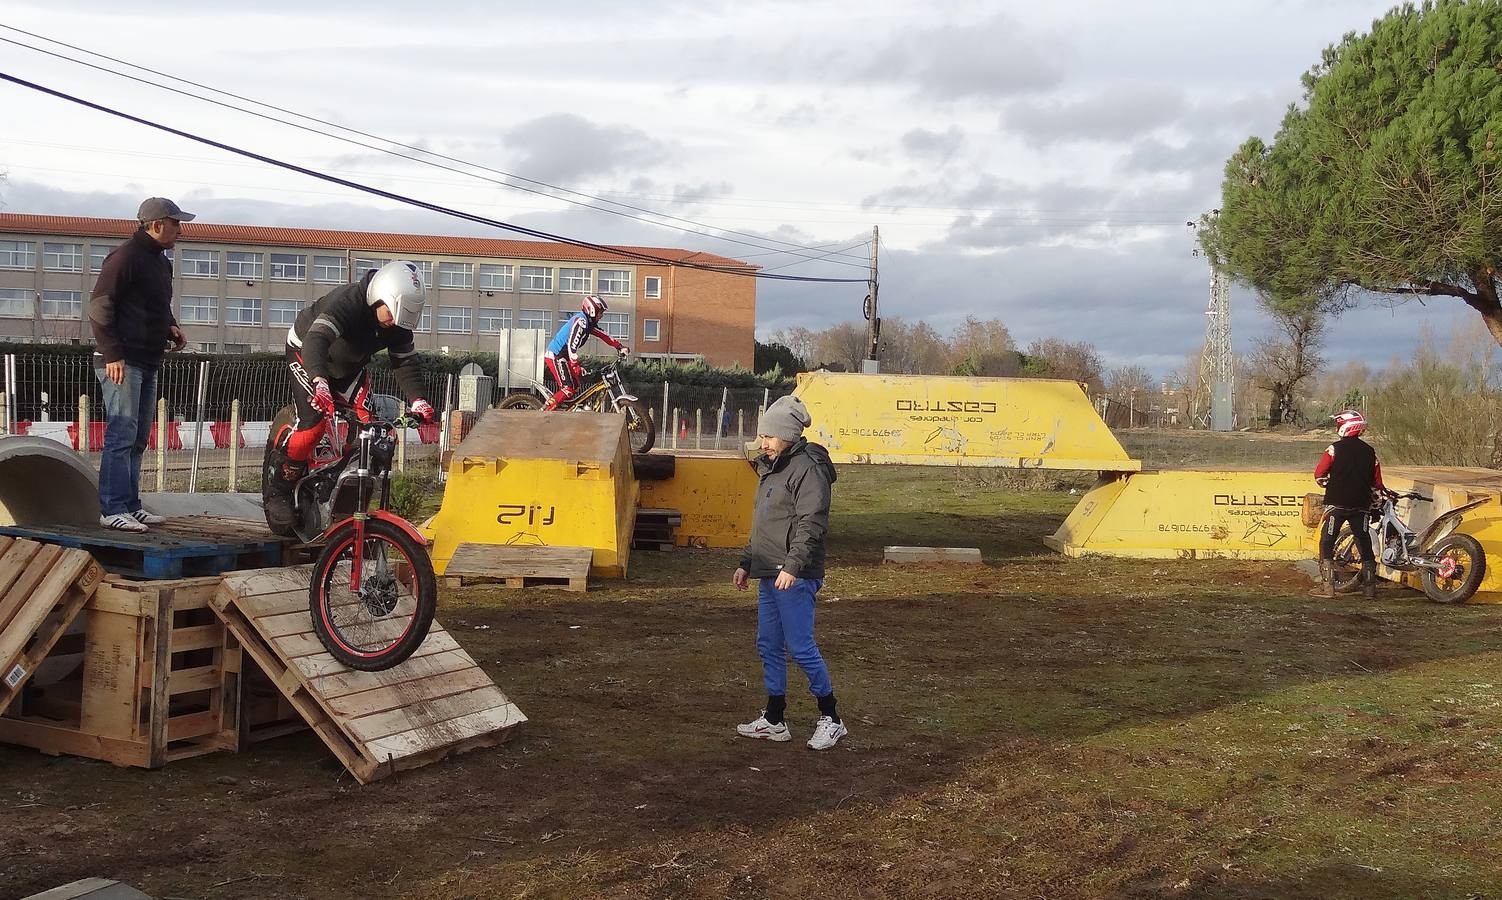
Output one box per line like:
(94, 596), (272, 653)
(136, 197), (196, 223)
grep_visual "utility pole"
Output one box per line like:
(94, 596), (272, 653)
(1189, 211), (1233, 431)
(863, 225), (880, 373)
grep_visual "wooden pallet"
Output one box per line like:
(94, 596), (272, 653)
(0, 515), (285, 579)
(443, 543), (592, 591)
(212, 567), (526, 784)
(0, 575), (240, 767)
(0, 538), (105, 716)
(632, 508), (682, 552)
(20, 878), (151, 900)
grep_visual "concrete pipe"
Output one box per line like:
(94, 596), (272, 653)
(0, 436), (101, 527)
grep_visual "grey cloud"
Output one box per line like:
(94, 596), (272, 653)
(1116, 135), (1240, 176)
(672, 181), (734, 205)
(899, 127), (965, 164)
(862, 14), (1066, 99)
(501, 114), (671, 185)
(1001, 82), (1188, 147)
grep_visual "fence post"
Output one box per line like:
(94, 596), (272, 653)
(717, 386), (728, 450)
(737, 409), (744, 445)
(228, 398), (241, 492)
(188, 360), (208, 494)
(438, 373), (455, 484)
(761, 387), (769, 415)
(4, 353), (15, 433)
(695, 408), (703, 450)
(671, 408), (680, 450)
(0, 393), (6, 436)
(78, 394), (90, 454)
(660, 380), (670, 450)
(397, 402), (407, 473)
(156, 398), (167, 491)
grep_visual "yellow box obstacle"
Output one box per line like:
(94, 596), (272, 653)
(1045, 469), (1318, 560)
(792, 371), (1140, 470)
(637, 450), (758, 548)
(425, 410), (637, 578)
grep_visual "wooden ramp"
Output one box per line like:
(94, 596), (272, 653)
(0, 537), (104, 716)
(212, 567), (525, 784)
(444, 543), (592, 590)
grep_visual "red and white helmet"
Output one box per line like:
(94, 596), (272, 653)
(581, 294), (607, 317)
(1335, 409), (1366, 438)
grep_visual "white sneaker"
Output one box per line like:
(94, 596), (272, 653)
(807, 716), (848, 750)
(100, 513), (147, 533)
(131, 509), (167, 525)
(736, 713), (791, 742)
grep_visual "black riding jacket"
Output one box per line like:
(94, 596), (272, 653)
(287, 271), (425, 401)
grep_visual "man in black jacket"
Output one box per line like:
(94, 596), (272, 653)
(262, 260), (435, 535)
(1312, 409), (1385, 598)
(87, 197), (189, 532)
(733, 395), (847, 750)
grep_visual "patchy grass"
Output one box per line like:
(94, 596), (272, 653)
(5, 465), (1502, 898)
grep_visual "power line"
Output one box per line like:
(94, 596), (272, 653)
(0, 70), (869, 284)
(0, 25), (871, 270)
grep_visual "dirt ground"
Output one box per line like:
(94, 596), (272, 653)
(6, 466), (1502, 899)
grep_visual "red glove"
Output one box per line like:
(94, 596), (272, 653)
(410, 398), (435, 424)
(310, 377), (335, 416)
(569, 359), (584, 382)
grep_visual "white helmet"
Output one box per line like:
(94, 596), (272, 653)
(367, 260), (426, 329)
(582, 294), (608, 317)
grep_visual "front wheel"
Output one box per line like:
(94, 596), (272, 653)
(1421, 533), (1486, 604)
(620, 399), (655, 453)
(309, 517), (438, 671)
(498, 391), (544, 410)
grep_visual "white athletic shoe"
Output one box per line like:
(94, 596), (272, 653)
(807, 716), (848, 751)
(100, 513), (147, 533)
(736, 713), (791, 742)
(131, 509), (167, 525)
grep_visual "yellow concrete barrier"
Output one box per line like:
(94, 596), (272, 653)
(792, 371), (1139, 470)
(637, 451), (758, 549)
(425, 410), (637, 578)
(1045, 469), (1317, 560)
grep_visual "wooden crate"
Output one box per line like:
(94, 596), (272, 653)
(0, 537), (105, 716)
(0, 575), (240, 768)
(443, 543), (592, 591)
(214, 567), (526, 784)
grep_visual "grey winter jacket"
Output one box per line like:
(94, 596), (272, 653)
(738, 439), (837, 580)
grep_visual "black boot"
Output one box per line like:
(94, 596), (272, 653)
(263, 454), (305, 537)
(1361, 562), (1378, 600)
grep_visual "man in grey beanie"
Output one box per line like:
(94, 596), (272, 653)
(733, 395), (846, 750)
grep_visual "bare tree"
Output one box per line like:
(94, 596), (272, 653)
(1025, 338), (1105, 394)
(878, 317), (948, 374)
(948, 316), (1019, 375)
(812, 322), (868, 372)
(1249, 309), (1326, 425)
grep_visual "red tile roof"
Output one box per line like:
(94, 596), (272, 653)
(0, 213), (758, 270)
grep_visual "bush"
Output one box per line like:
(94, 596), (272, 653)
(1367, 330), (1502, 466)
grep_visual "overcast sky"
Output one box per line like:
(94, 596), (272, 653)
(0, 0), (1473, 379)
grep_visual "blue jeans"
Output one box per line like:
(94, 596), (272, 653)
(756, 577), (833, 697)
(94, 362), (157, 517)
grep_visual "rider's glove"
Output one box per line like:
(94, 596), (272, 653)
(1315, 476), (1329, 488)
(410, 398), (436, 425)
(310, 377), (335, 416)
(569, 359), (584, 381)
(617, 346), (630, 359)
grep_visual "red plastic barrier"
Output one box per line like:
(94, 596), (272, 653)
(210, 421), (247, 449)
(68, 420), (183, 450)
(417, 423), (440, 444)
(11, 421), (30, 435)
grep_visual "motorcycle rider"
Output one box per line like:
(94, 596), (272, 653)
(263, 260), (436, 535)
(542, 294), (627, 410)
(1312, 409), (1385, 599)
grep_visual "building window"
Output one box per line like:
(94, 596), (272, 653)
(558, 310), (574, 329)
(179, 295), (217, 324)
(270, 253), (306, 282)
(643, 318), (661, 342)
(313, 255), (347, 283)
(599, 312), (629, 341)
(43, 243), (83, 272)
(226, 252), (264, 281)
(477, 307), (511, 334)
(195, 342), (218, 353)
(412, 260), (433, 286)
(517, 308), (549, 330)
(226, 298), (262, 325)
(479, 264), (513, 291)
(559, 267), (590, 293)
(223, 343), (254, 354)
(41, 290), (82, 319)
(438, 262), (473, 290)
(90, 244), (112, 273)
(0, 288), (34, 318)
(417, 310), (431, 332)
(0, 241), (36, 270)
(437, 305), (472, 333)
(179, 249), (218, 278)
(644, 276), (662, 299)
(520, 266), (553, 293)
(269, 299), (303, 327)
(597, 269), (630, 296)
(353, 257), (388, 276)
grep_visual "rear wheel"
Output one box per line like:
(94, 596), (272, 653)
(309, 517), (438, 671)
(1421, 533), (1486, 604)
(621, 399), (655, 453)
(1329, 526), (1364, 594)
(498, 391), (543, 410)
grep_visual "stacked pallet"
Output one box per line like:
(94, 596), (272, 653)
(443, 543), (592, 591)
(633, 508), (682, 552)
(0, 514), (286, 579)
(0, 537), (104, 716)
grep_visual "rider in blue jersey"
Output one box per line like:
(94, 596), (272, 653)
(543, 294), (627, 409)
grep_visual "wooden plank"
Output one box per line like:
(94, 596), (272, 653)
(277, 622), (456, 662)
(0, 548), (90, 670)
(165, 709), (223, 743)
(344, 689), (514, 743)
(0, 716), (152, 768)
(287, 632), (462, 680)
(0, 556), (102, 716)
(0, 542), (63, 637)
(170, 624), (224, 653)
(352, 723), (518, 784)
(883, 546), (984, 564)
(363, 703), (526, 762)
(447, 543), (593, 579)
(309, 649), (479, 700)
(78, 610), (144, 740)
(87, 581), (155, 618)
(325, 666), (496, 719)
(168, 665), (223, 694)
(146, 587), (174, 767)
(0, 537), (43, 605)
(18, 877), (149, 900)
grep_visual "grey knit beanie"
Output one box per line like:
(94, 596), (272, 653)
(758, 395), (811, 441)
